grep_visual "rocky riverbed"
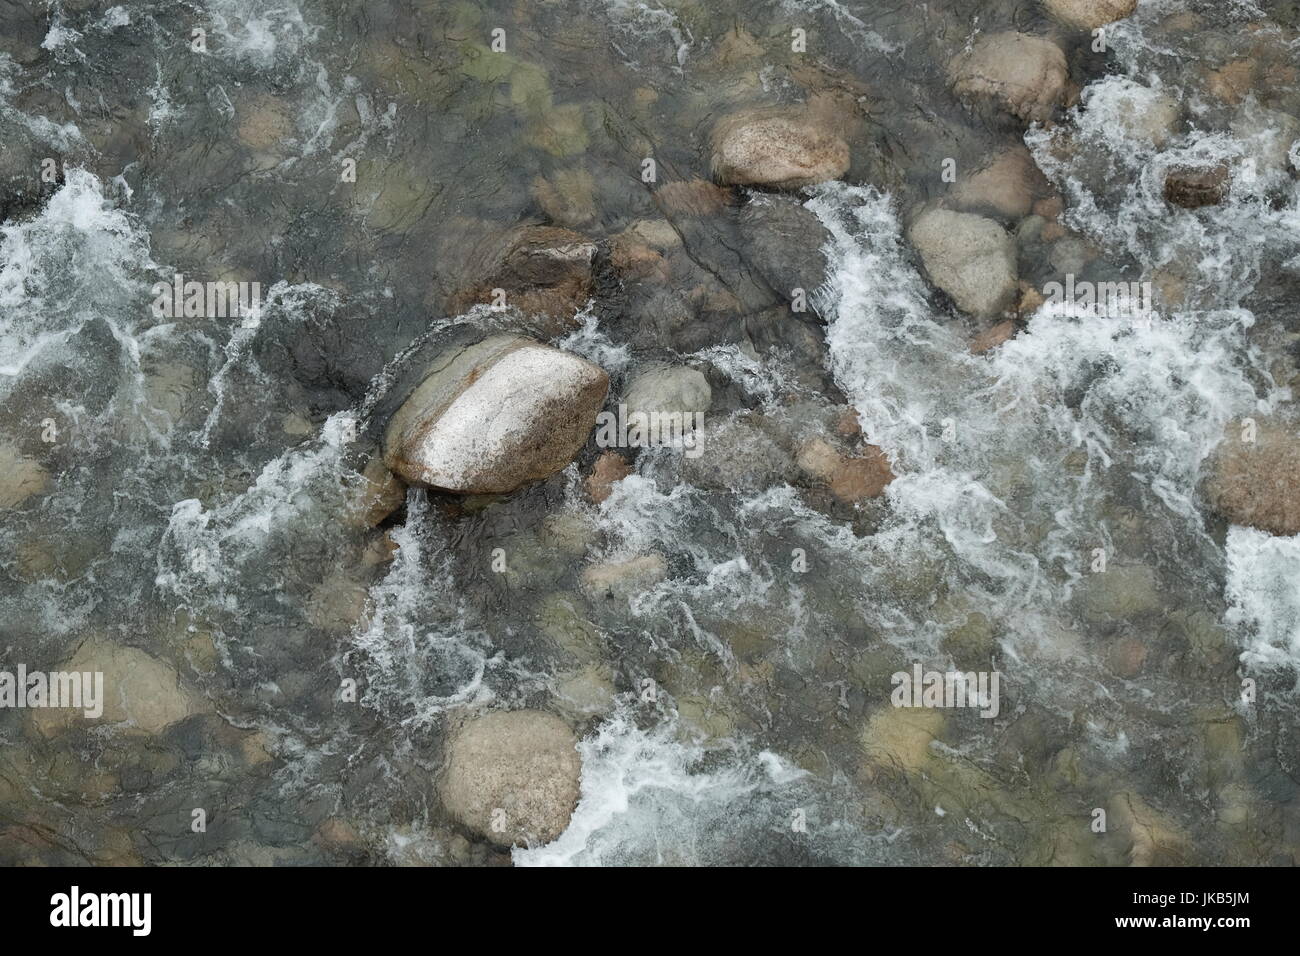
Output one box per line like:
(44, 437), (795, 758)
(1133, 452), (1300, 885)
(1, 0), (1299, 866)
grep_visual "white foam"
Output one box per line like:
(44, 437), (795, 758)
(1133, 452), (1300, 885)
(1225, 526), (1300, 673)
(514, 703), (817, 866)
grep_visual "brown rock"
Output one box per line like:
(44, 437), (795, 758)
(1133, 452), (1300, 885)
(236, 94), (294, 152)
(950, 146), (1050, 219)
(1043, 0), (1138, 30)
(1206, 60), (1258, 105)
(609, 235), (669, 281)
(971, 320), (1016, 354)
(948, 32), (1069, 124)
(1018, 284), (1047, 318)
(530, 169), (598, 228)
(797, 438), (895, 503)
(835, 406), (863, 440)
(653, 179), (733, 217)
(586, 451), (632, 504)
(1106, 635), (1149, 678)
(1033, 196), (1064, 220)
(710, 108), (850, 189)
(448, 226), (596, 330)
(1206, 418), (1300, 536)
(1164, 164), (1230, 209)
(0, 442), (50, 509)
(439, 710), (581, 847)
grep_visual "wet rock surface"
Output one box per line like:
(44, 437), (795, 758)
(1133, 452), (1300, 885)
(908, 209), (1018, 319)
(1043, 0), (1138, 31)
(1164, 164), (1231, 209)
(382, 335), (609, 494)
(711, 108), (851, 190)
(1207, 419), (1300, 536)
(438, 710), (581, 847)
(948, 32), (1069, 124)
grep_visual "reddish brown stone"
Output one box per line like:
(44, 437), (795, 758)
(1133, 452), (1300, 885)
(797, 438), (895, 504)
(654, 179), (734, 217)
(586, 451), (633, 504)
(971, 319), (1016, 354)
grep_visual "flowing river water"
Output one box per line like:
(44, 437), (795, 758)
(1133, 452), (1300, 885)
(1, 0), (1299, 866)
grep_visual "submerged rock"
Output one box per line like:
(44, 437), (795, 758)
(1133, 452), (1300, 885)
(448, 226), (596, 330)
(971, 319), (1016, 354)
(948, 32), (1069, 124)
(1042, 0), (1138, 30)
(345, 456), (406, 528)
(1164, 164), (1230, 209)
(0, 442), (51, 509)
(678, 416), (799, 492)
(654, 179), (734, 217)
(949, 146), (1050, 220)
(581, 553), (669, 602)
(736, 194), (833, 297)
(1109, 791), (1189, 866)
(382, 335), (609, 495)
(438, 710), (581, 847)
(1206, 418), (1300, 536)
(530, 168), (598, 228)
(908, 209), (1018, 319)
(31, 638), (203, 737)
(622, 365), (712, 423)
(710, 108), (850, 189)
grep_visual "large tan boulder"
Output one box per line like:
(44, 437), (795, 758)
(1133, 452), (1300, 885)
(948, 32), (1069, 123)
(439, 710), (582, 847)
(1206, 419), (1300, 536)
(909, 209), (1018, 319)
(710, 109), (850, 190)
(1043, 0), (1138, 31)
(383, 335), (608, 494)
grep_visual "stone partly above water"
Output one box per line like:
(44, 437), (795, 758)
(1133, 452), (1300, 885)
(710, 108), (850, 190)
(383, 335), (609, 495)
(1206, 418), (1300, 536)
(621, 365), (712, 424)
(948, 32), (1069, 123)
(796, 438), (896, 504)
(1042, 0), (1138, 30)
(909, 209), (1018, 320)
(438, 709), (581, 848)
